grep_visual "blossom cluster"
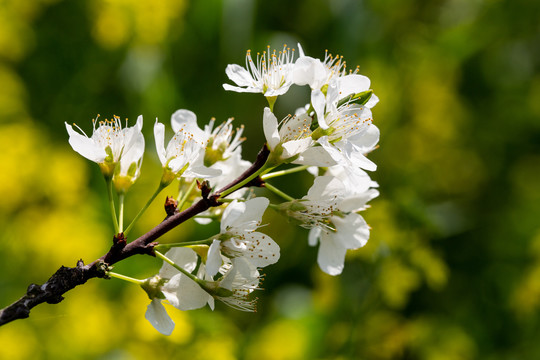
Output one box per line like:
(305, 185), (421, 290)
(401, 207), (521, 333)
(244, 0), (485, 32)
(65, 43), (379, 335)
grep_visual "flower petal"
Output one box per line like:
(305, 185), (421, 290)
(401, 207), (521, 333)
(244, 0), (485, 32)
(206, 239), (222, 277)
(221, 197), (269, 233)
(163, 273), (210, 311)
(311, 90), (328, 129)
(65, 123), (107, 163)
(171, 109), (201, 136)
(293, 146), (337, 167)
(293, 56), (326, 88)
(263, 107), (280, 150)
(153, 120), (167, 166)
(238, 231), (280, 267)
(281, 138), (312, 159)
(159, 247), (198, 279)
(337, 74), (371, 97)
(145, 299), (174, 336)
(333, 213), (370, 250)
(317, 231), (347, 276)
(225, 64), (255, 87)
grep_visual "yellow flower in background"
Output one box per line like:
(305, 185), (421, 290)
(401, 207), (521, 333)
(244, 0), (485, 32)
(90, 0), (187, 49)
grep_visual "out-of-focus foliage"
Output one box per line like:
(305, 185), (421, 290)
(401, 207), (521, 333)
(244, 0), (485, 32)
(0, 0), (539, 359)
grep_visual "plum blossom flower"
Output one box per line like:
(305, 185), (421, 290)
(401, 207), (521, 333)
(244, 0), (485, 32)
(313, 100), (380, 171)
(262, 107), (335, 167)
(223, 45), (296, 97)
(293, 43), (377, 129)
(280, 175), (378, 275)
(144, 247), (263, 332)
(65, 115), (144, 177)
(154, 115), (221, 185)
(205, 197), (280, 277)
(112, 118), (145, 193)
(171, 109), (245, 167)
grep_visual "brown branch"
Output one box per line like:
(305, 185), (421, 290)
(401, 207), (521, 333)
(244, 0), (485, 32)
(0, 144), (270, 327)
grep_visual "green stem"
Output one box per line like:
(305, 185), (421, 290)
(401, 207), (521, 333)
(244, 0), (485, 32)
(105, 177), (119, 234)
(264, 182), (295, 201)
(266, 96), (277, 112)
(261, 165), (311, 180)
(177, 180), (198, 211)
(124, 183), (166, 237)
(155, 238), (214, 252)
(154, 250), (201, 284)
(219, 162), (275, 199)
(118, 192), (125, 233)
(108, 271), (144, 285)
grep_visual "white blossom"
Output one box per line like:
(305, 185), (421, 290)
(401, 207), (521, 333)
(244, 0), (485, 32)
(223, 45), (296, 97)
(293, 43), (376, 129)
(154, 117), (221, 184)
(65, 115), (144, 177)
(206, 197), (280, 277)
(171, 109), (245, 167)
(262, 107), (335, 167)
(282, 175), (378, 275)
(154, 248), (263, 314)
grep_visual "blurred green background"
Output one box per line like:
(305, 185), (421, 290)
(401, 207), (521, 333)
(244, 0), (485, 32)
(1, 0), (539, 359)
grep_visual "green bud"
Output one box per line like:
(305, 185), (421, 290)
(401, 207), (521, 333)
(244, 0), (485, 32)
(337, 90), (373, 108)
(141, 275), (167, 300)
(204, 141), (227, 167)
(320, 84), (329, 95)
(104, 146), (114, 162)
(160, 168), (176, 187)
(99, 161), (117, 178)
(127, 162), (138, 177)
(113, 175), (134, 194)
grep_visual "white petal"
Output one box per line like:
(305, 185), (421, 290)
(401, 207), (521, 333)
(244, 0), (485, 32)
(317, 231), (347, 276)
(159, 247), (198, 279)
(308, 227), (321, 246)
(293, 146), (337, 167)
(222, 83), (260, 93)
(307, 166), (319, 176)
(185, 165), (222, 178)
(222, 197), (269, 233)
(293, 56), (326, 88)
(171, 109), (199, 135)
(240, 231), (280, 267)
(225, 64), (255, 87)
(333, 213), (370, 249)
(153, 120), (167, 166)
(349, 124), (380, 153)
(337, 74), (371, 97)
(347, 150), (377, 171)
(263, 107), (280, 150)
(339, 189), (379, 212)
(163, 274), (210, 311)
(206, 239), (222, 277)
(306, 176), (344, 202)
(311, 90), (328, 129)
(208, 296), (215, 310)
(265, 84), (293, 97)
(297, 42), (305, 57)
(65, 123), (107, 163)
(135, 115), (144, 131)
(325, 80), (340, 109)
(282, 138), (312, 159)
(365, 93), (379, 108)
(145, 299), (174, 336)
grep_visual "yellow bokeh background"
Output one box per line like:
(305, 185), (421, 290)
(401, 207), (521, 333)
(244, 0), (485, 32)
(1, 0), (539, 358)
